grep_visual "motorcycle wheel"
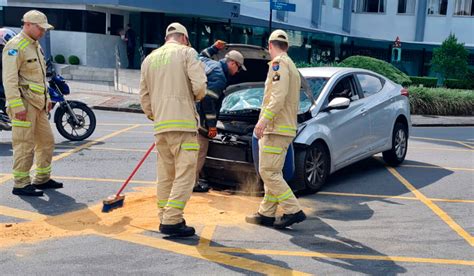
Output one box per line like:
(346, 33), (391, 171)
(54, 101), (96, 141)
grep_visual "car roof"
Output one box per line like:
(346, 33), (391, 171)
(298, 67), (372, 78)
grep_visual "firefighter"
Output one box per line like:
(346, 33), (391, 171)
(193, 41), (246, 193)
(246, 30), (307, 229)
(0, 28), (17, 131)
(2, 10), (63, 196)
(139, 22), (207, 237)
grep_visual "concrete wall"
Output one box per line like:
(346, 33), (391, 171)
(50, 30), (127, 68)
(321, 1), (344, 33)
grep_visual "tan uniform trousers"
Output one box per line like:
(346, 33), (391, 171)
(195, 133), (210, 182)
(258, 134), (301, 217)
(8, 100), (54, 188)
(155, 131), (199, 225)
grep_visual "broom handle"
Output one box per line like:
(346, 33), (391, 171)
(115, 143), (155, 197)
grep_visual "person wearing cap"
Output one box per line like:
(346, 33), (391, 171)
(246, 29), (307, 229)
(2, 10), (63, 197)
(193, 40), (246, 193)
(139, 22), (207, 237)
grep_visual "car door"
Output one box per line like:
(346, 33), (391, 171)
(323, 74), (371, 169)
(355, 73), (393, 151)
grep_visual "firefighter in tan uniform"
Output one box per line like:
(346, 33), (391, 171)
(246, 30), (307, 229)
(2, 10), (63, 197)
(140, 23), (207, 237)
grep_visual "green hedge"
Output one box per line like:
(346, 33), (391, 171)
(409, 86), (474, 116)
(68, 55), (80, 65)
(54, 54), (65, 64)
(409, 76), (474, 89)
(339, 56), (412, 86)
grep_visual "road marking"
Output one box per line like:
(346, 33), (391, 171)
(410, 146), (473, 153)
(411, 136), (474, 149)
(198, 224), (217, 247)
(112, 233), (312, 275)
(318, 191), (417, 201)
(400, 164), (474, 172)
(214, 247), (474, 266)
(56, 145), (157, 153)
(386, 166), (474, 247)
(99, 129), (155, 134)
(0, 125), (141, 185)
(0, 205), (48, 221)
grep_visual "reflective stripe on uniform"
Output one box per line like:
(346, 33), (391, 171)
(181, 143), (200, 151)
(165, 199), (186, 209)
(262, 109), (275, 120)
(28, 84), (45, 94)
(264, 194), (278, 203)
(11, 120), (32, 128)
(157, 200), (167, 208)
(206, 90), (219, 99)
(12, 170), (30, 178)
(276, 188), (294, 202)
(276, 125), (297, 135)
(17, 39), (30, 50)
(36, 165), (52, 175)
(154, 120), (196, 131)
(8, 98), (24, 108)
(262, 145), (283, 154)
(205, 114), (217, 120)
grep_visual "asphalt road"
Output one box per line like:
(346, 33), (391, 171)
(0, 110), (473, 275)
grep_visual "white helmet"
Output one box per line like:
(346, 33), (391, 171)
(0, 28), (17, 46)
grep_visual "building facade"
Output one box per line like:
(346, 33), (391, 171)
(1, 0), (472, 76)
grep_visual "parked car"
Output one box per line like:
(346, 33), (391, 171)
(202, 45), (411, 193)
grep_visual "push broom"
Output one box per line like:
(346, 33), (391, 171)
(102, 143), (155, 213)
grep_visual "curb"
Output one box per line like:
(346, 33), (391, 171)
(93, 106), (474, 127)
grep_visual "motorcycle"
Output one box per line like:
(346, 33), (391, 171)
(0, 64), (96, 141)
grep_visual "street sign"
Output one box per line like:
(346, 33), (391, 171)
(270, 0), (296, 12)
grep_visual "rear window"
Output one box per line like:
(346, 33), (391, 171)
(356, 74), (384, 97)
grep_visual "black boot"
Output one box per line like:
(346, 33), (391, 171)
(12, 185), (44, 196)
(273, 210), (307, 229)
(193, 179), (210, 193)
(35, 179), (63, 190)
(159, 220), (195, 237)
(245, 213), (275, 227)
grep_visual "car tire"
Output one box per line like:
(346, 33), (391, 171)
(383, 122), (408, 166)
(291, 142), (330, 194)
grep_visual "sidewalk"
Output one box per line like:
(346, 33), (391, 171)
(67, 80), (474, 127)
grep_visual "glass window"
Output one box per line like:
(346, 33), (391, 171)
(333, 0), (341, 8)
(398, 0), (417, 14)
(85, 11), (106, 34)
(353, 0), (386, 13)
(356, 74), (383, 97)
(329, 76), (359, 102)
(110, 14), (124, 36)
(454, 0), (474, 16)
(428, 0), (448, 15)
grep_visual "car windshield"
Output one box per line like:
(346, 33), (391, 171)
(220, 77), (328, 114)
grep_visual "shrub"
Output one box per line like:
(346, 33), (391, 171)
(409, 86), (474, 116)
(68, 55), (80, 65)
(54, 54), (65, 64)
(409, 76), (437, 88)
(339, 56), (412, 86)
(432, 33), (469, 84)
(410, 76), (474, 89)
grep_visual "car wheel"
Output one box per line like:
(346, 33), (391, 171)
(383, 122), (408, 166)
(291, 142), (330, 194)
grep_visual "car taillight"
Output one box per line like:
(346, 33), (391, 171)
(401, 88), (409, 97)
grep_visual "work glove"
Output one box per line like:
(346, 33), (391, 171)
(147, 115), (154, 121)
(214, 40), (226, 50)
(208, 127), (218, 138)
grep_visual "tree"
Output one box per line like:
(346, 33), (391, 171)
(431, 34), (469, 86)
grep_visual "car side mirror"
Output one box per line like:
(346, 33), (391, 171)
(323, 97), (350, 112)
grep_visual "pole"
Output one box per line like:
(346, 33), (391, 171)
(269, 0), (272, 33)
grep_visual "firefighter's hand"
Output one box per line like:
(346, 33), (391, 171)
(47, 102), (53, 112)
(254, 118), (269, 139)
(214, 40), (226, 50)
(208, 127), (218, 138)
(15, 110), (27, 121)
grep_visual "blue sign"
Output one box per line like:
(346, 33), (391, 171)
(270, 0), (296, 12)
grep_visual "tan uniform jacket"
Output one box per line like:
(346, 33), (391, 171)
(139, 41), (207, 134)
(260, 53), (301, 137)
(2, 31), (50, 114)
